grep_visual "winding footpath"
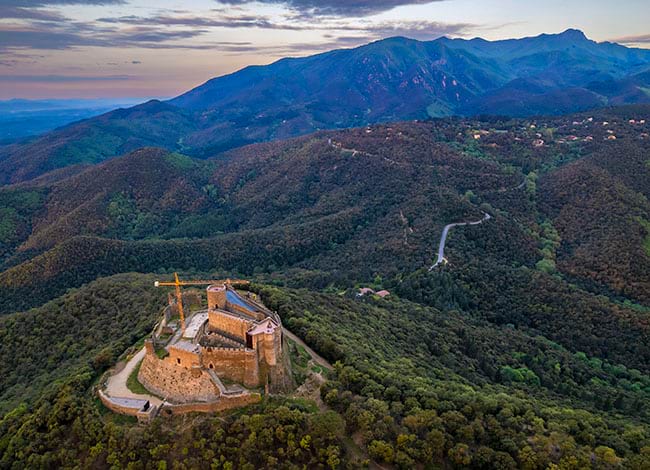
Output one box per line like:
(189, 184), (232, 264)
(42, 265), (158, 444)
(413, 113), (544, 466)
(284, 328), (333, 370)
(104, 347), (163, 406)
(428, 212), (492, 271)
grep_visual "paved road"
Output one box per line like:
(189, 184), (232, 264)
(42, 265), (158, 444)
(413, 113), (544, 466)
(104, 347), (163, 406)
(428, 212), (492, 271)
(284, 328), (333, 370)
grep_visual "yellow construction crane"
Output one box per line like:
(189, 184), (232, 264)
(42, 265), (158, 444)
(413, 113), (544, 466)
(154, 273), (250, 333)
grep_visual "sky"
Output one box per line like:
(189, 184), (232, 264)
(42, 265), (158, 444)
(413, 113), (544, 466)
(1, 0), (649, 99)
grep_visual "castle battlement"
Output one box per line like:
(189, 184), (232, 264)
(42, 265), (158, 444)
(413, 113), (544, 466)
(205, 346), (255, 353)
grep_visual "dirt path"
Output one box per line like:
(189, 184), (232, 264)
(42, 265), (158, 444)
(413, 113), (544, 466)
(283, 327), (333, 370)
(104, 347), (163, 406)
(284, 328), (377, 465)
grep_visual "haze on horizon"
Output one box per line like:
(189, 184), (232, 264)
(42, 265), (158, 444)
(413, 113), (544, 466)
(1, 0), (649, 100)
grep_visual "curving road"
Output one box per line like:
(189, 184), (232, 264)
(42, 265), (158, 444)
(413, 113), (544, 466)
(428, 212), (492, 271)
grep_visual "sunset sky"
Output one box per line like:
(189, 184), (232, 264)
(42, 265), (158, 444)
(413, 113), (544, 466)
(1, 0), (649, 99)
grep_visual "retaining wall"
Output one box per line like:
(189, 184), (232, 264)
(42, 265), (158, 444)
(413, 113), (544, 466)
(160, 393), (261, 416)
(97, 390), (158, 423)
(138, 354), (219, 403)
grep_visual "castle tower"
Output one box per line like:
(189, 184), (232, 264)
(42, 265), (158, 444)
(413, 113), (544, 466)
(207, 285), (227, 310)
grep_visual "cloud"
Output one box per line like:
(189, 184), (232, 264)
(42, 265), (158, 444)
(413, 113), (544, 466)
(204, 19), (472, 56)
(0, 74), (131, 82)
(0, 29), (101, 50)
(0, 0), (127, 33)
(0, 23), (212, 51)
(334, 20), (473, 41)
(0, 6), (66, 21)
(97, 13), (307, 30)
(3, 0), (125, 6)
(1, 1), (474, 57)
(96, 11), (473, 40)
(610, 34), (650, 45)
(216, 0), (443, 17)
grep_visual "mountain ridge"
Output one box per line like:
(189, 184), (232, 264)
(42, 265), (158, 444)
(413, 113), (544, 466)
(2, 29), (650, 185)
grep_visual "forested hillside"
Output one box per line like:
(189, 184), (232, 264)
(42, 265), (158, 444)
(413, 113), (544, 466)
(0, 106), (648, 468)
(0, 281), (648, 468)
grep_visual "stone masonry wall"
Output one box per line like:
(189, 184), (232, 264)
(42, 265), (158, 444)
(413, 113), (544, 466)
(207, 286), (226, 310)
(208, 310), (252, 341)
(97, 390), (141, 416)
(160, 393), (261, 416)
(226, 302), (265, 321)
(138, 354), (219, 403)
(168, 345), (201, 368)
(202, 347), (260, 388)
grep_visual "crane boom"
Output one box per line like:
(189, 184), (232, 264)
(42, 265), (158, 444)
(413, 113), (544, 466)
(155, 280), (249, 286)
(154, 273), (249, 334)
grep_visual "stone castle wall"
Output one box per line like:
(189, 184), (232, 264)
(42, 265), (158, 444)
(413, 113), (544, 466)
(267, 339), (294, 393)
(208, 310), (252, 341)
(97, 390), (141, 416)
(263, 329), (282, 366)
(97, 390), (158, 423)
(250, 328), (282, 367)
(168, 291), (202, 316)
(160, 393), (261, 416)
(202, 347), (260, 388)
(168, 345), (201, 368)
(226, 301), (266, 321)
(138, 354), (219, 403)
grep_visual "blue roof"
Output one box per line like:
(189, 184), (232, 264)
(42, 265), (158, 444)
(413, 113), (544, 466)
(226, 290), (257, 312)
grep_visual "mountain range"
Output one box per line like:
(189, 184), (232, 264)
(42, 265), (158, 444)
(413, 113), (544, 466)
(1, 29), (650, 185)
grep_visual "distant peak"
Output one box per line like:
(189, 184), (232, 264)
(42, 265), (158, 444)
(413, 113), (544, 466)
(557, 28), (588, 41)
(365, 36), (418, 46)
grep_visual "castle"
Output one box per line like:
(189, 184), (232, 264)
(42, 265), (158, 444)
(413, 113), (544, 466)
(100, 279), (291, 420)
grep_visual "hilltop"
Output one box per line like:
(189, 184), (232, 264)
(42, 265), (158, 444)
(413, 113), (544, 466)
(2, 30), (650, 184)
